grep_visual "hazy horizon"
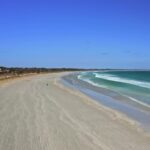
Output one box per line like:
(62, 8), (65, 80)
(0, 0), (150, 69)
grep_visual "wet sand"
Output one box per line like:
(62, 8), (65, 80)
(0, 73), (149, 150)
(62, 73), (150, 131)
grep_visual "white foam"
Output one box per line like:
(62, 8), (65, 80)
(122, 95), (150, 109)
(78, 75), (109, 89)
(78, 74), (150, 109)
(94, 73), (150, 89)
(78, 75), (107, 89)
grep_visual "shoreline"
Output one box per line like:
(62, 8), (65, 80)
(61, 73), (150, 132)
(0, 72), (150, 149)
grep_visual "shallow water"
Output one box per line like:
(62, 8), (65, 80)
(78, 71), (150, 108)
(62, 72), (150, 131)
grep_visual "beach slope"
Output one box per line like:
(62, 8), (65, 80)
(0, 73), (149, 150)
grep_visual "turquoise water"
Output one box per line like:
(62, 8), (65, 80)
(78, 71), (150, 108)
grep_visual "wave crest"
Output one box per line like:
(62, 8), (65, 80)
(94, 73), (150, 89)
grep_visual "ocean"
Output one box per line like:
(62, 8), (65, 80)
(78, 71), (150, 109)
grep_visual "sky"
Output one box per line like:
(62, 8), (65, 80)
(0, 0), (150, 69)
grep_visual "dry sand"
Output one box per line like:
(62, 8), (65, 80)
(0, 73), (149, 150)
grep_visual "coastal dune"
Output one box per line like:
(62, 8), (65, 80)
(0, 73), (149, 150)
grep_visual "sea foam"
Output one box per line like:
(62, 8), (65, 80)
(94, 73), (150, 89)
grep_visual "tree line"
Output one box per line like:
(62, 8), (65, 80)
(0, 66), (89, 75)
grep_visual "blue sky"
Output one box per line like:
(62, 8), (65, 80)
(0, 0), (150, 68)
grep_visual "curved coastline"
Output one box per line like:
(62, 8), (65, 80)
(61, 72), (150, 131)
(0, 72), (150, 150)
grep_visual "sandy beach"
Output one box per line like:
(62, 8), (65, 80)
(0, 73), (149, 150)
